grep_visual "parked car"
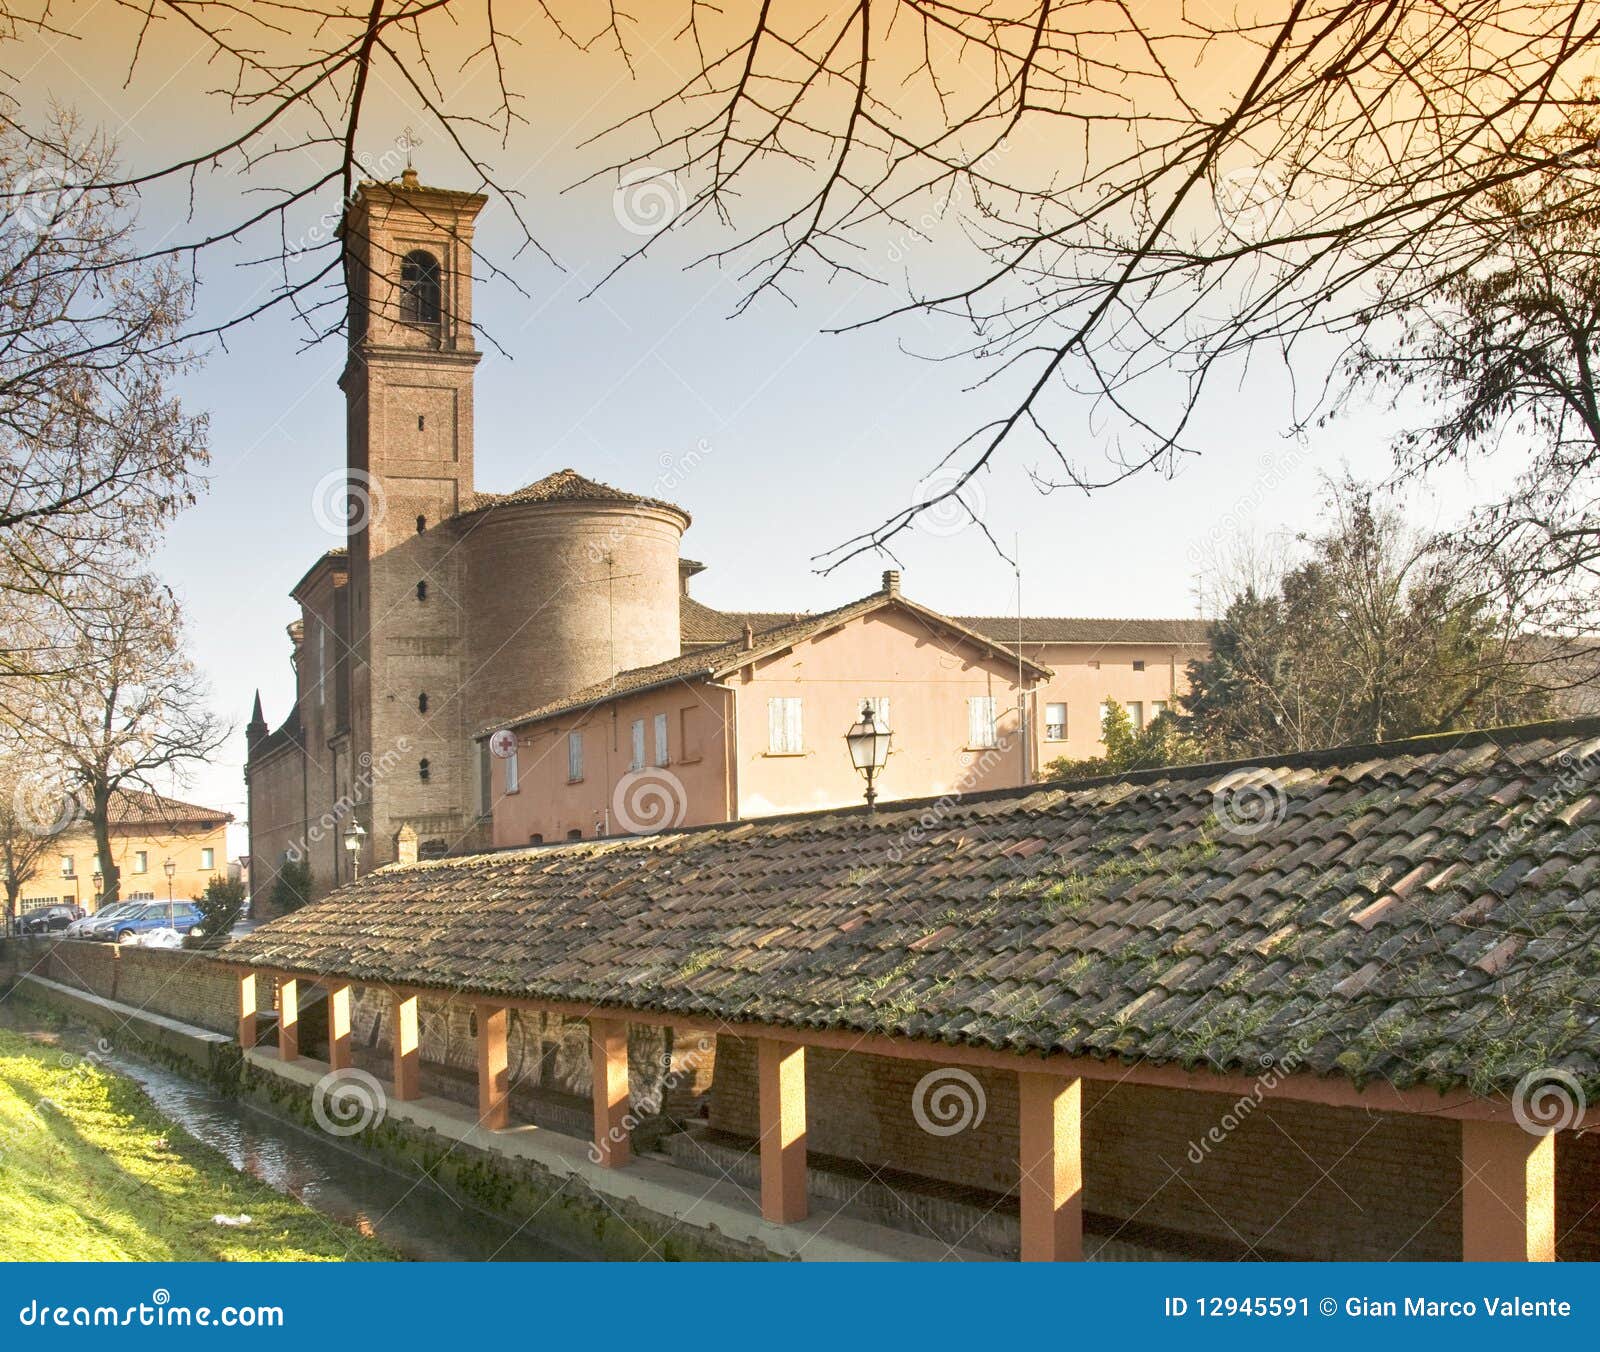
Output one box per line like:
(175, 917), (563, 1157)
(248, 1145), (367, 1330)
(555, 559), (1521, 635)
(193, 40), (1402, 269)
(12, 904), (82, 936)
(64, 902), (137, 938)
(80, 901), (202, 944)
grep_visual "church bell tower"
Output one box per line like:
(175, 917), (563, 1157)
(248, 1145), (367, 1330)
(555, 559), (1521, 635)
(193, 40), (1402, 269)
(340, 169), (486, 865)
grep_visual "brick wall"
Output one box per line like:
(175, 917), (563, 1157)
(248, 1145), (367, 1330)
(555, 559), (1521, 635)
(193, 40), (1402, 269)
(709, 1038), (1600, 1261)
(344, 987), (713, 1119)
(20, 940), (270, 1036)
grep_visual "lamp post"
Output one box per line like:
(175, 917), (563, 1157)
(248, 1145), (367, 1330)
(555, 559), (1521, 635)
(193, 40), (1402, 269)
(91, 869), (103, 913)
(845, 702), (893, 814)
(163, 857), (176, 927)
(344, 820), (367, 882)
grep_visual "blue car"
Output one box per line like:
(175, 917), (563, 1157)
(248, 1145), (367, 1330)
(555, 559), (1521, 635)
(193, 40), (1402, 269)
(81, 901), (202, 943)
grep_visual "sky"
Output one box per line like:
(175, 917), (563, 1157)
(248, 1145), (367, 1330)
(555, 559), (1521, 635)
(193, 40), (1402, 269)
(4, 3), (1535, 854)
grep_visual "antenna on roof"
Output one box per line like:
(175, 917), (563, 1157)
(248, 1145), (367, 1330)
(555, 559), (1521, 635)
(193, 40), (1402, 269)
(1016, 531), (1030, 787)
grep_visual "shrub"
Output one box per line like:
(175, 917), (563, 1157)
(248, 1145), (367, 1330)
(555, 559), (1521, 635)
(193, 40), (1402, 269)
(195, 874), (246, 937)
(269, 859), (313, 914)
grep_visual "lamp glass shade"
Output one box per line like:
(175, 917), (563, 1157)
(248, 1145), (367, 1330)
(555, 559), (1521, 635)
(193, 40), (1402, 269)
(845, 706), (892, 773)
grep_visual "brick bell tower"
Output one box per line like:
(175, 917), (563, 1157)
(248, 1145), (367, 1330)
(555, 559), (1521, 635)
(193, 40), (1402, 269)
(340, 169), (485, 867)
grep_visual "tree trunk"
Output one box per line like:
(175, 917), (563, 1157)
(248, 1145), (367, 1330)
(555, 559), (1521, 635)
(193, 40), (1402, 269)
(92, 780), (119, 906)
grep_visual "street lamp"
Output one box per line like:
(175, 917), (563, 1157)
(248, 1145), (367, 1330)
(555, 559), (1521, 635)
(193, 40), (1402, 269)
(845, 701), (893, 814)
(344, 820), (367, 882)
(163, 857), (176, 927)
(91, 869), (103, 911)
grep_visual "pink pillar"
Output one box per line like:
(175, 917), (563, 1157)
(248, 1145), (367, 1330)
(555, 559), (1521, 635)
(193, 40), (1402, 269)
(277, 977), (299, 1062)
(1018, 1071), (1083, 1261)
(1462, 1121), (1556, 1261)
(237, 971), (258, 1049)
(392, 994), (420, 1101)
(590, 1017), (632, 1167)
(476, 1004), (510, 1130)
(326, 982), (352, 1070)
(757, 1039), (808, 1223)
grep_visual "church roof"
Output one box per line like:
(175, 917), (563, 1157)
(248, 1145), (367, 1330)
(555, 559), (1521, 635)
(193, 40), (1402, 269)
(457, 468), (690, 525)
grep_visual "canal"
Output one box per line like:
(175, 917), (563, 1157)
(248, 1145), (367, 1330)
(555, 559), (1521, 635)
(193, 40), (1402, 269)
(17, 1016), (583, 1261)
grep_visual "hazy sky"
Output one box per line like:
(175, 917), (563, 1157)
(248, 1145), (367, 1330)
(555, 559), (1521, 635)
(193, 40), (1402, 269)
(7, 5), (1528, 850)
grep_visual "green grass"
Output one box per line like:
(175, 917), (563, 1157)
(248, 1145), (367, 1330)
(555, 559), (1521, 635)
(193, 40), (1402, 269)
(0, 1028), (395, 1261)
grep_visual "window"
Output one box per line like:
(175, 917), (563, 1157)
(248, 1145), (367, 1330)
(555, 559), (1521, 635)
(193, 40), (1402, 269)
(503, 747), (519, 794)
(201, 848), (214, 870)
(416, 580), (428, 601)
(1045, 703), (1068, 741)
(860, 695), (890, 728)
(967, 696), (998, 749)
(399, 250), (442, 324)
(1098, 701), (1112, 735)
(1133, 659), (1146, 672)
(679, 706), (703, 762)
(1151, 699), (1168, 721)
(528, 833), (544, 845)
(566, 828), (583, 841)
(419, 757), (431, 782)
(317, 620), (326, 707)
(133, 851), (148, 875)
(416, 514), (427, 533)
(629, 718), (646, 771)
(1127, 701), (1145, 730)
(567, 730), (584, 782)
(653, 712), (669, 766)
(60, 855), (73, 878)
(768, 697), (803, 753)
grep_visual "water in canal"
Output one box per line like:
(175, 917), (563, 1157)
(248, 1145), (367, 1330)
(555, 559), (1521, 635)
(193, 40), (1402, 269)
(22, 1020), (583, 1261)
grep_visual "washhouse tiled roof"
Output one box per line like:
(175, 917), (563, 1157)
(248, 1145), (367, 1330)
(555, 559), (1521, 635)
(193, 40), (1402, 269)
(224, 718), (1600, 1099)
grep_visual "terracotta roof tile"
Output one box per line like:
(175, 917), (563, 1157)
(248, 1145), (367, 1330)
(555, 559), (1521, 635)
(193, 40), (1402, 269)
(226, 717), (1600, 1098)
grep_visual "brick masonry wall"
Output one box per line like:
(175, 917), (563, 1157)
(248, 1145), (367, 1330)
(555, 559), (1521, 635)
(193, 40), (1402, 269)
(20, 940), (274, 1036)
(709, 1038), (1600, 1261)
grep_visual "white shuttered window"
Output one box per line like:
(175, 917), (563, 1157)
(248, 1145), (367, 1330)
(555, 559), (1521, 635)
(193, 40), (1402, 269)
(768, 697), (803, 753)
(629, 718), (646, 771)
(653, 713), (669, 765)
(968, 695), (997, 749)
(567, 731), (584, 781)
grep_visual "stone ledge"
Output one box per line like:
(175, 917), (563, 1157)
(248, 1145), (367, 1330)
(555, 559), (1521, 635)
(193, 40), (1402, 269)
(246, 1046), (992, 1262)
(15, 973), (237, 1080)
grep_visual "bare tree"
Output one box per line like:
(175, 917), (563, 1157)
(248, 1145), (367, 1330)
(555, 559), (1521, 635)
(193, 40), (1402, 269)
(5, 2), (1599, 568)
(18, 575), (227, 906)
(0, 110), (207, 674)
(0, 754), (70, 929)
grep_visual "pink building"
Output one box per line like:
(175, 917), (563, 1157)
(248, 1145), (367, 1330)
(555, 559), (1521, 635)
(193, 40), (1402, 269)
(480, 575), (1052, 845)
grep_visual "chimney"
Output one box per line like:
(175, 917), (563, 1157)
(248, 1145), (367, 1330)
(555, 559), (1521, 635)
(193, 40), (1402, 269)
(742, 622), (755, 650)
(882, 569), (901, 596)
(394, 822), (419, 867)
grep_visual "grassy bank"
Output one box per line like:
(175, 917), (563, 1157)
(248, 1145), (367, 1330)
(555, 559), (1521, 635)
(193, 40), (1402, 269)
(0, 1027), (395, 1261)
